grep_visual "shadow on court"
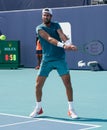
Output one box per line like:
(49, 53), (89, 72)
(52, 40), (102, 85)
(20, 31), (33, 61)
(38, 116), (107, 123)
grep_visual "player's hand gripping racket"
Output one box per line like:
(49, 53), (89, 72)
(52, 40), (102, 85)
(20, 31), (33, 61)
(78, 40), (104, 56)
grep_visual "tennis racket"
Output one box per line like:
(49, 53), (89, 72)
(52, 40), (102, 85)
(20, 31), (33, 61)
(78, 40), (104, 56)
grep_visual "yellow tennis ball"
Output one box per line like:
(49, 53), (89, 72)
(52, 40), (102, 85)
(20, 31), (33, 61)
(0, 35), (6, 40)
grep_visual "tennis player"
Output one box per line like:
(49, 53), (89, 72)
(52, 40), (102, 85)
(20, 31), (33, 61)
(30, 8), (78, 119)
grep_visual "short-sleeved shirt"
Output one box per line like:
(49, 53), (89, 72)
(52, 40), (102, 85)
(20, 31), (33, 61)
(36, 22), (65, 62)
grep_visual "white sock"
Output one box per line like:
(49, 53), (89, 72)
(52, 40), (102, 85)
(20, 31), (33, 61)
(36, 101), (42, 109)
(68, 101), (74, 110)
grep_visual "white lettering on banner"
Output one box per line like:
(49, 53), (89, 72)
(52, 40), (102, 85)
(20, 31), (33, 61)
(4, 47), (16, 51)
(78, 60), (86, 67)
(78, 60), (99, 68)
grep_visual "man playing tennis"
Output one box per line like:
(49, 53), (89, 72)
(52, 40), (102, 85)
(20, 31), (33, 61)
(30, 8), (78, 119)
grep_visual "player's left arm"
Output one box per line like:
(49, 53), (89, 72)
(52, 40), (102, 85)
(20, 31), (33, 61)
(57, 29), (69, 43)
(57, 29), (77, 51)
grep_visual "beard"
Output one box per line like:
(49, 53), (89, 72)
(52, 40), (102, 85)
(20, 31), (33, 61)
(44, 19), (51, 24)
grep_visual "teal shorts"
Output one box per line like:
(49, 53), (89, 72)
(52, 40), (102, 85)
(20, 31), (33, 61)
(37, 60), (69, 77)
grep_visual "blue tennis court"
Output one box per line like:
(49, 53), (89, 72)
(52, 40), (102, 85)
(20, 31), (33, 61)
(0, 68), (107, 130)
(0, 113), (100, 130)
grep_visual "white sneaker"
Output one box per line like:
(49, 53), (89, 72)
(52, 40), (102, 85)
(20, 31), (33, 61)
(68, 109), (78, 119)
(29, 107), (43, 118)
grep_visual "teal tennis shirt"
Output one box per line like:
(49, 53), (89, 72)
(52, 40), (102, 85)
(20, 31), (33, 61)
(36, 22), (65, 62)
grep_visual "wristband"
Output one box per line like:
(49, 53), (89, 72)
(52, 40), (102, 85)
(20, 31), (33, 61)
(65, 40), (71, 45)
(57, 41), (65, 48)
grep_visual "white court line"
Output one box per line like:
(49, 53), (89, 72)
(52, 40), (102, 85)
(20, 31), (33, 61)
(0, 112), (32, 119)
(0, 112), (42, 128)
(36, 118), (101, 130)
(0, 120), (41, 128)
(0, 113), (101, 130)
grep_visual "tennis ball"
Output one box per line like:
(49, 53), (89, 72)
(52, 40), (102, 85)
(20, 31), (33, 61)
(0, 35), (6, 40)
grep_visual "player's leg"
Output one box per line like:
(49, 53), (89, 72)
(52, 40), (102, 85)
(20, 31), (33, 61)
(30, 61), (52, 117)
(56, 60), (78, 119)
(29, 76), (46, 117)
(61, 74), (78, 119)
(61, 74), (73, 101)
(36, 76), (46, 102)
